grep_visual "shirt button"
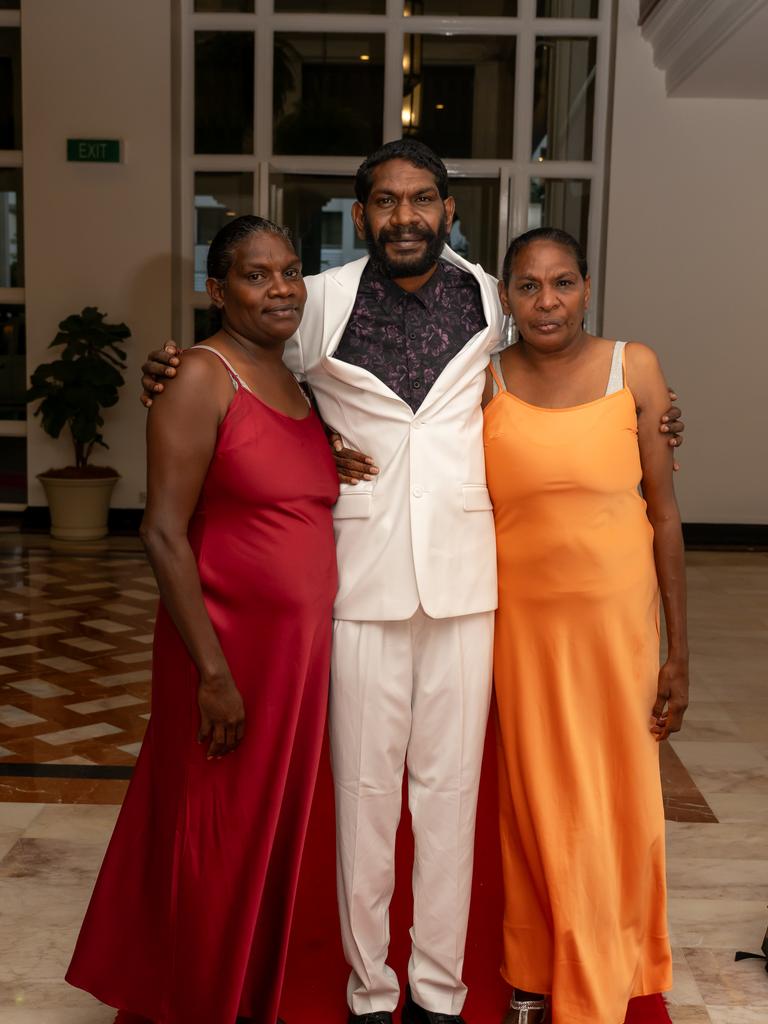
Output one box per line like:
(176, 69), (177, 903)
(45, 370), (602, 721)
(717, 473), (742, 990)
(412, 381), (421, 390)
(413, 486), (423, 498)
(409, 332), (416, 339)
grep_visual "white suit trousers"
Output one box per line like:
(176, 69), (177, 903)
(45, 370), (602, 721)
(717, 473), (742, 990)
(330, 607), (494, 1015)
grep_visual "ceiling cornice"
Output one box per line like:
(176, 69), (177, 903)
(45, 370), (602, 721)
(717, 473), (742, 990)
(640, 0), (768, 95)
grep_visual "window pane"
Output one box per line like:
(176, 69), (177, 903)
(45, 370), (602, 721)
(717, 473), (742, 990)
(537, 0), (598, 16)
(0, 29), (22, 150)
(194, 307), (219, 343)
(0, 2), (21, 11)
(0, 168), (23, 288)
(0, 304), (25, 420)
(404, 1), (516, 13)
(533, 36), (596, 161)
(270, 174), (359, 276)
(403, 35), (515, 159)
(195, 0), (253, 9)
(274, 34), (384, 156)
(528, 177), (590, 248)
(194, 172), (254, 291)
(195, 32), (254, 154)
(447, 177), (499, 274)
(0, 436), (26, 504)
(276, 1), (385, 11)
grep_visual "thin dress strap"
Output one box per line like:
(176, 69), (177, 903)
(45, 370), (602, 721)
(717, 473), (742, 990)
(489, 352), (506, 396)
(190, 344), (249, 392)
(604, 341), (625, 396)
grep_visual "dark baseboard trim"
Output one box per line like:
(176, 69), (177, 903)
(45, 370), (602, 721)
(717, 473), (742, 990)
(3, 510), (766, 550)
(0, 762), (133, 780)
(682, 523), (768, 550)
(16, 506), (143, 535)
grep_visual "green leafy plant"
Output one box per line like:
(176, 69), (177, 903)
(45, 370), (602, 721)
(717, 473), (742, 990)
(26, 307), (131, 474)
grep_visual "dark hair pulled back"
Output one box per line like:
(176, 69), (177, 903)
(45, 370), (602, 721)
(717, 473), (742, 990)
(354, 138), (449, 205)
(206, 214), (293, 281)
(502, 227), (588, 286)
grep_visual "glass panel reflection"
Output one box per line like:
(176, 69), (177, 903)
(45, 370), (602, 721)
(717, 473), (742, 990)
(195, 32), (254, 154)
(276, 1), (385, 11)
(194, 172), (254, 291)
(403, 1), (516, 13)
(537, 0), (598, 16)
(532, 36), (596, 161)
(0, 304), (25, 420)
(0, 29), (22, 150)
(194, 0), (253, 10)
(528, 177), (590, 248)
(403, 35), (515, 159)
(270, 174), (359, 277)
(274, 34), (384, 156)
(0, 168), (22, 288)
(447, 177), (499, 274)
(0, 436), (26, 504)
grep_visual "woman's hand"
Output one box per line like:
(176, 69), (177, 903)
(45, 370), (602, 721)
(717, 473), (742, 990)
(197, 673), (246, 759)
(328, 432), (379, 485)
(141, 341), (182, 408)
(661, 387), (684, 470)
(650, 657), (689, 741)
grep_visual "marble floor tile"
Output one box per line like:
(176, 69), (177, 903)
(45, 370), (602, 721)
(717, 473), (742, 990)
(666, 1008), (713, 1023)
(0, 777), (128, 804)
(666, 857), (768, 900)
(112, 651), (152, 664)
(119, 590), (156, 601)
(666, 949), (706, 1006)
(2, 627), (64, 640)
(707, 1009), (768, 1024)
(0, 646), (43, 658)
(116, 742), (143, 757)
(60, 637), (115, 653)
(37, 723), (123, 747)
(37, 657), (91, 674)
(65, 695), (143, 716)
(130, 634), (153, 644)
(80, 620), (132, 634)
(0, 1009), (115, 1023)
(0, 706), (46, 728)
(0, 745), (13, 757)
(0, 665), (15, 675)
(27, 610), (82, 622)
(683, 948), (768, 1007)
(7, 680), (74, 699)
(92, 670), (151, 687)
(667, 897), (768, 949)
(703, 792), (768, 823)
(100, 603), (145, 617)
(23, 804), (119, 844)
(65, 583), (115, 592)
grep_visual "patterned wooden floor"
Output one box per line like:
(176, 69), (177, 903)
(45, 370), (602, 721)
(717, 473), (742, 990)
(0, 552), (155, 768)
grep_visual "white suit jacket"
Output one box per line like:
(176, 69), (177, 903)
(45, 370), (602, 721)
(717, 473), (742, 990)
(286, 246), (503, 622)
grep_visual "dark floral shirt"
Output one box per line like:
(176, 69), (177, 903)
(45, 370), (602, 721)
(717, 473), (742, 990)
(333, 257), (487, 412)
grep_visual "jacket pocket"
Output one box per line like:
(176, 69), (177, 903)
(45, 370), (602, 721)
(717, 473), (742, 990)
(332, 491), (373, 519)
(462, 484), (494, 512)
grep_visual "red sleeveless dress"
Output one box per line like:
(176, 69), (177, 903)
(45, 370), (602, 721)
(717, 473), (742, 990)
(67, 350), (339, 1024)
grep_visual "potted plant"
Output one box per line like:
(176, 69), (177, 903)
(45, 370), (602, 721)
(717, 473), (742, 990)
(26, 306), (131, 541)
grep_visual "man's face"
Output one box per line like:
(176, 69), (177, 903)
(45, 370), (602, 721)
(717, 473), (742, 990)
(352, 158), (455, 279)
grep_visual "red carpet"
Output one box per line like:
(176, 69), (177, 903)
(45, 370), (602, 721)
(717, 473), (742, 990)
(281, 717), (672, 1024)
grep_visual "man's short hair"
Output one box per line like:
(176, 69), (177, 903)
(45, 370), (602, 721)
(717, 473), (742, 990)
(354, 139), (449, 204)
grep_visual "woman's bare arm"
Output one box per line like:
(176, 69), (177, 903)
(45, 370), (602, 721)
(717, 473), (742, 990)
(628, 342), (689, 740)
(139, 352), (245, 758)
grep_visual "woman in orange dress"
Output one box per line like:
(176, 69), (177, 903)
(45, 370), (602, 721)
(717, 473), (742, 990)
(483, 228), (689, 1024)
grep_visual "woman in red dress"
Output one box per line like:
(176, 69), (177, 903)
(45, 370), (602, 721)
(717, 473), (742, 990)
(66, 216), (339, 1024)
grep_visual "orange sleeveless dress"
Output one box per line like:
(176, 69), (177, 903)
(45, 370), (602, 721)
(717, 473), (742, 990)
(483, 347), (672, 1024)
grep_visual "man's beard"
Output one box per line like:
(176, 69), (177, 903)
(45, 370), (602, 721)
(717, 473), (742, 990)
(363, 212), (448, 279)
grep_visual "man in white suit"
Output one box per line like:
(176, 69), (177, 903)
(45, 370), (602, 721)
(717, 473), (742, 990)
(141, 139), (683, 1024)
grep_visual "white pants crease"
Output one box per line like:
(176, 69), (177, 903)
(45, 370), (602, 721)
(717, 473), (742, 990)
(330, 606), (494, 1015)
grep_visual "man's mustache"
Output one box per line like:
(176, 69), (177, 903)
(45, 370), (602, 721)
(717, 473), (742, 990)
(377, 226), (435, 243)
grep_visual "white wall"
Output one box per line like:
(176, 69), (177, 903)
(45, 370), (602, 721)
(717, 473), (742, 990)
(603, 1), (768, 524)
(22, 0), (172, 509)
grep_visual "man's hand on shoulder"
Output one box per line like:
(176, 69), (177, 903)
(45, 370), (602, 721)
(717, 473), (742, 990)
(141, 342), (183, 408)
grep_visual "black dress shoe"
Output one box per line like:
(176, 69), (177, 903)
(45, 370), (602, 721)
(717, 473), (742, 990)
(402, 986), (466, 1024)
(348, 1013), (393, 1024)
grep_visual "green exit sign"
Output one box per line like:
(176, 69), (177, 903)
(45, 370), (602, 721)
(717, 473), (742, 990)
(67, 139), (122, 163)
